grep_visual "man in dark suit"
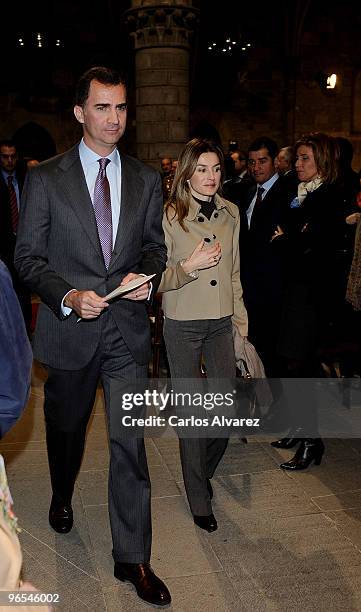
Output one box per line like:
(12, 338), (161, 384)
(0, 140), (32, 333)
(276, 145), (299, 192)
(223, 150), (254, 207)
(15, 67), (170, 607)
(239, 137), (289, 377)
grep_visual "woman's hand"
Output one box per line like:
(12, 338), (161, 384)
(271, 225), (284, 242)
(346, 212), (361, 225)
(181, 240), (222, 274)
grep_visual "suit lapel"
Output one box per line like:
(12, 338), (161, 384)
(263, 176), (280, 201)
(247, 185), (257, 206)
(109, 155), (145, 269)
(252, 177), (280, 214)
(57, 146), (103, 260)
(249, 178), (280, 231)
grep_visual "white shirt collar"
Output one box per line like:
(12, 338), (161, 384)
(258, 172), (279, 191)
(1, 169), (16, 181)
(78, 138), (120, 168)
(259, 172), (279, 192)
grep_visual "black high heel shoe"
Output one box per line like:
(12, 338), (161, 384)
(270, 437), (302, 449)
(280, 439), (325, 471)
(193, 513), (218, 532)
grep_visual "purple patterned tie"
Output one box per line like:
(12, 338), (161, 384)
(93, 158), (113, 268)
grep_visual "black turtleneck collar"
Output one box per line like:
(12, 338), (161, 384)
(193, 195), (216, 220)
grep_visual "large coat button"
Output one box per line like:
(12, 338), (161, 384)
(210, 280), (217, 286)
(198, 217), (204, 222)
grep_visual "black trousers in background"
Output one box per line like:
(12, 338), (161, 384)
(246, 300), (285, 378)
(163, 316), (236, 516)
(44, 311), (150, 564)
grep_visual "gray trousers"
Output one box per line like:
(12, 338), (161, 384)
(163, 316), (236, 515)
(44, 311), (150, 563)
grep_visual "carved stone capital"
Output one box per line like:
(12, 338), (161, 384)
(124, 3), (199, 50)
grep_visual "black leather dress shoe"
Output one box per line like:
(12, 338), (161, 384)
(270, 437), (301, 449)
(49, 501), (73, 534)
(206, 478), (213, 499)
(193, 513), (218, 532)
(114, 562), (171, 607)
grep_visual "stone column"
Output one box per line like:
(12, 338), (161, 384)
(125, 1), (199, 167)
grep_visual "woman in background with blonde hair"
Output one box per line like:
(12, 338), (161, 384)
(272, 132), (346, 469)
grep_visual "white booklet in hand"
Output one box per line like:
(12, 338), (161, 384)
(76, 274), (156, 322)
(104, 274), (156, 301)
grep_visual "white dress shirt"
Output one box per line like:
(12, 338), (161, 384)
(246, 172), (279, 228)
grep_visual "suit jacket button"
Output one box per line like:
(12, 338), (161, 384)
(198, 216), (204, 222)
(210, 280), (217, 286)
(213, 234), (216, 239)
(214, 212), (219, 218)
(204, 237), (211, 243)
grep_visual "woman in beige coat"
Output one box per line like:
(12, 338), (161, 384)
(159, 138), (248, 532)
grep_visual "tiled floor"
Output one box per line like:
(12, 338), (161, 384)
(2, 362), (361, 611)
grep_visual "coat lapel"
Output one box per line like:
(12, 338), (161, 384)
(57, 145), (103, 261)
(109, 155), (145, 269)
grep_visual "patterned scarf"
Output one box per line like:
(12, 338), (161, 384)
(297, 177), (323, 204)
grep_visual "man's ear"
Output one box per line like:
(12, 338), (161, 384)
(74, 105), (84, 124)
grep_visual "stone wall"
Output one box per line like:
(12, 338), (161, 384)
(135, 47), (189, 167)
(0, 96), (79, 156)
(2, 2), (361, 171)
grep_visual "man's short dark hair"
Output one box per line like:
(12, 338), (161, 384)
(75, 66), (126, 107)
(248, 137), (279, 161)
(0, 139), (16, 150)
